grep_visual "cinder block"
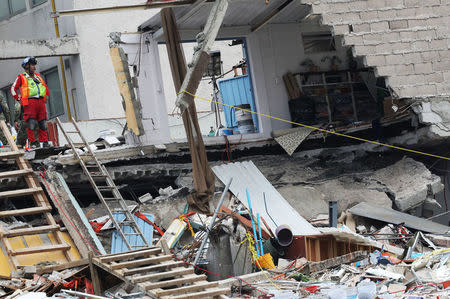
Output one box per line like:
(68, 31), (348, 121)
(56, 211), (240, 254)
(344, 35), (364, 46)
(389, 20), (409, 30)
(430, 39), (448, 50)
(363, 33), (384, 45)
(400, 31), (418, 41)
(385, 54), (405, 65)
(371, 21), (389, 32)
(396, 8), (417, 18)
(403, 52), (424, 63)
(433, 59), (450, 71)
(414, 63), (433, 74)
(376, 65), (396, 76)
(408, 19), (428, 28)
(412, 40), (430, 51)
(421, 51), (440, 62)
(383, 32), (401, 43)
(392, 42), (413, 54)
(365, 55), (387, 66)
(353, 23), (371, 33)
(395, 64), (415, 74)
(367, 0), (386, 9)
(404, 0), (420, 7)
(354, 45), (377, 55)
(360, 11), (378, 21)
(424, 72), (445, 83)
(417, 29), (437, 41)
(333, 24), (350, 35)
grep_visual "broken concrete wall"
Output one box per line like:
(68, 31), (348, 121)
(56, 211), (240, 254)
(302, 0), (450, 99)
(413, 100), (450, 138)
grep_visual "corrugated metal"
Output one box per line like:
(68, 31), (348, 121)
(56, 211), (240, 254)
(110, 212), (154, 254)
(218, 75), (258, 130)
(349, 202), (450, 234)
(212, 161), (320, 236)
(141, 0), (310, 33)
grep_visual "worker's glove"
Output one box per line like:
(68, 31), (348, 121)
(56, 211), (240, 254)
(14, 121), (19, 131)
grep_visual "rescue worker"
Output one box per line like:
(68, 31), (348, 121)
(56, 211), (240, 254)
(0, 94), (11, 146)
(11, 56), (50, 148)
(13, 101), (29, 148)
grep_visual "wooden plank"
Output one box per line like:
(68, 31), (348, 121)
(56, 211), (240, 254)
(89, 252), (102, 296)
(4, 225), (60, 237)
(37, 259), (89, 275)
(99, 247), (161, 263)
(110, 255), (173, 270)
(123, 261), (184, 276)
(132, 267), (193, 283)
(155, 281), (218, 297)
(142, 274), (207, 290)
(0, 187), (42, 199)
(10, 244), (71, 256)
(170, 287), (230, 299)
(0, 206), (52, 217)
(0, 151), (23, 159)
(0, 169), (33, 179)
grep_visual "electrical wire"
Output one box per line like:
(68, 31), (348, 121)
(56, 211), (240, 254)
(178, 90), (450, 161)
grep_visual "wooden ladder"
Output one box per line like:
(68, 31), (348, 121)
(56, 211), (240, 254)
(55, 117), (150, 251)
(93, 247), (230, 298)
(0, 120), (73, 270)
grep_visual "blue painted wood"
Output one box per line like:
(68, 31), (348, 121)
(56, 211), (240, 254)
(218, 75), (258, 131)
(111, 212), (154, 254)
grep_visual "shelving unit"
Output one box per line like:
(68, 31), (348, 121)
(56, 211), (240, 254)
(292, 69), (377, 125)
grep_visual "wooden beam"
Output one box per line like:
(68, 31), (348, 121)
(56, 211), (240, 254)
(251, 0), (294, 32)
(143, 274), (206, 290)
(89, 252), (102, 296)
(0, 151), (23, 159)
(10, 244), (71, 256)
(52, 0), (194, 17)
(3, 225), (60, 237)
(0, 188), (42, 199)
(37, 259), (89, 275)
(110, 254), (173, 270)
(0, 169), (33, 179)
(99, 247), (161, 263)
(122, 260), (184, 276)
(153, 0), (207, 40)
(175, 0), (229, 109)
(0, 206), (52, 217)
(155, 281), (218, 297)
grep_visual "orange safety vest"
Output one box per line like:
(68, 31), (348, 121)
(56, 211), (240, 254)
(19, 72), (48, 106)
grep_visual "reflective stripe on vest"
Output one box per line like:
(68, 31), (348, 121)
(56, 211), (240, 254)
(19, 73), (47, 106)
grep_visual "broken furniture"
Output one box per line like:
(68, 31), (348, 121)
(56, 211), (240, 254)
(0, 121), (75, 271)
(91, 246), (230, 298)
(56, 117), (150, 251)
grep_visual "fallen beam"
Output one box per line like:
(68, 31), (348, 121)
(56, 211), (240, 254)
(51, 0), (194, 17)
(349, 202), (450, 234)
(0, 37), (79, 60)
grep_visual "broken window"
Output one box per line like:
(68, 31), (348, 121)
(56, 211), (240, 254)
(302, 33), (336, 54)
(0, 0), (26, 20)
(43, 67), (65, 119)
(30, 0), (47, 7)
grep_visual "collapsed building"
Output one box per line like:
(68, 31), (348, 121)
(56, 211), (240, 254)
(0, 0), (450, 298)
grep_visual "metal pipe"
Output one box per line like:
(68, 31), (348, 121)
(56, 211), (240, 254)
(193, 177), (232, 265)
(257, 213), (264, 255)
(329, 201), (338, 228)
(50, 0), (72, 119)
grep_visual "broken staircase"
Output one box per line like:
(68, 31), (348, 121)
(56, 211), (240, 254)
(93, 246), (230, 298)
(56, 117), (150, 251)
(0, 120), (73, 270)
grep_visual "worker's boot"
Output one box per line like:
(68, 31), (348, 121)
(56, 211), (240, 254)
(42, 141), (50, 148)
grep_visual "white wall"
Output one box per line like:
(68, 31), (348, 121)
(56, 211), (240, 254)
(72, 0), (159, 120)
(247, 22), (349, 132)
(0, 1), (75, 119)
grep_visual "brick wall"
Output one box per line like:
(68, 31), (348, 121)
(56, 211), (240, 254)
(301, 0), (450, 99)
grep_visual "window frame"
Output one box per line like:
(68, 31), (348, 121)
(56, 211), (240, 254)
(42, 67), (65, 119)
(0, 0), (27, 21)
(30, 0), (47, 8)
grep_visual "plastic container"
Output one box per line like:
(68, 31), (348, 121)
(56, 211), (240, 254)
(357, 280), (377, 299)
